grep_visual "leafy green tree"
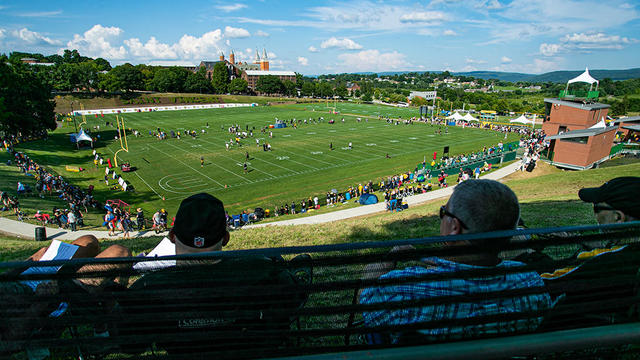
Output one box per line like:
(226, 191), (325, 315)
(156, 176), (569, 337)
(93, 58), (112, 71)
(109, 63), (144, 92)
(211, 62), (230, 93)
(361, 92), (373, 102)
(152, 67), (189, 93)
(334, 85), (348, 99)
(354, 89), (361, 98)
(228, 78), (248, 94)
(411, 96), (428, 106)
(256, 75), (283, 94)
(301, 82), (315, 97)
(185, 71), (213, 93)
(317, 82), (333, 98)
(282, 80), (297, 97)
(0, 57), (56, 136)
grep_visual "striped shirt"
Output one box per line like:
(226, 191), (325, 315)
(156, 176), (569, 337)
(359, 257), (551, 343)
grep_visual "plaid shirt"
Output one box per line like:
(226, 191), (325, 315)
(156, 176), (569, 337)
(359, 257), (551, 343)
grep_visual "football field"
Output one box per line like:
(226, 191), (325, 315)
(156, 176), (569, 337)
(49, 103), (518, 216)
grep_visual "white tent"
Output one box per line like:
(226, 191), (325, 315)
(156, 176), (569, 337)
(462, 113), (479, 122)
(447, 112), (464, 121)
(566, 67), (599, 91)
(510, 114), (534, 124)
(589, 118), (606, 129)
(75, 129), (93, 148)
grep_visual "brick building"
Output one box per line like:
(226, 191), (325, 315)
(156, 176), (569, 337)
(542, 69), (617, 170)
(195, 48), (296, 92)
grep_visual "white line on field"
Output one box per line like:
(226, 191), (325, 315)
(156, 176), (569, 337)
(148, 144), (227, 186)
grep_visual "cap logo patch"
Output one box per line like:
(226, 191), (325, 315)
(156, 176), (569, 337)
(193, 236), (205, 248)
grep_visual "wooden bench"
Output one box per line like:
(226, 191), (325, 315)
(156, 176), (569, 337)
(1, 222), (639, 359)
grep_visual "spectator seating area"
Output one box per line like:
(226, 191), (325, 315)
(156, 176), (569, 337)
(1, 222), (639, 359)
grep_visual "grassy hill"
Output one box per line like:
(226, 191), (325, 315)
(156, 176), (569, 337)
(2, 157), (638, 262)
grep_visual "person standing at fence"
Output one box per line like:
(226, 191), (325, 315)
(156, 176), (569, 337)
(359, 179), (551, 343)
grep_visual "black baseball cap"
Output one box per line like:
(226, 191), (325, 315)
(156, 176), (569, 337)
(172, 193), (227, 248)
(578, 177), (640, 218)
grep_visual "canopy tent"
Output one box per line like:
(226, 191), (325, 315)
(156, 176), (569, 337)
(462, 113), (479, 122)
(566, 67), (599, 91)
(447, 112), (464, 121)
(75, 129), (93, 148)
(509, 114), (534, 124)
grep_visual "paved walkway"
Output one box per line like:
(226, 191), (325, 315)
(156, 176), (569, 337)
(0, 162), (520, 240)
(245, 161), (520, 228)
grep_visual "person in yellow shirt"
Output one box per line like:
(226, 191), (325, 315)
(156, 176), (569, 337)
(542, 177), (640, 279)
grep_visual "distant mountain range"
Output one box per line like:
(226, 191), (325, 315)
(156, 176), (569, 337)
(358, 68), (640, 83)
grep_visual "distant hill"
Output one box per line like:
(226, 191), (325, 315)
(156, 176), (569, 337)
(325, 68), (640, 83)
(454, 68), (640, 83)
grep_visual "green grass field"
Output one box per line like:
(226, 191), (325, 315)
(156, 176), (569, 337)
(3, 102), (518, 222)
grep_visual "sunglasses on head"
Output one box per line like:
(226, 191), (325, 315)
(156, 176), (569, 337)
(439, 205), (468, 229)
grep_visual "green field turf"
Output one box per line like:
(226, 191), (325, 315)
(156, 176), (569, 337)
(7, 103), (519, 221)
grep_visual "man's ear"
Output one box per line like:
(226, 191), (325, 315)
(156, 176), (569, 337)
(222, 231), (230, 247)
(614, 210), (626, 223)
(168, 229), (176, 244)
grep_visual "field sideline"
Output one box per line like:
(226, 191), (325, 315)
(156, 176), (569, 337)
(8, 102), (519, 221)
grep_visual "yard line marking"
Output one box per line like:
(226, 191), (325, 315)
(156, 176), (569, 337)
(149, 143), (230, 186)
(166, 141), (254, 183)
(197, 138), (300, 175)
(133, 172), (164, 199)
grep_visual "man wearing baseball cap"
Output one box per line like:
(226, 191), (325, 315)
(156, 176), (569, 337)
(578, 177), (640, 225)
(168, 193), (229, 254)
(541, 177), (640, 279)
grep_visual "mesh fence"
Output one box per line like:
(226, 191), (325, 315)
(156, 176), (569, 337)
(1, 221), (639, 359)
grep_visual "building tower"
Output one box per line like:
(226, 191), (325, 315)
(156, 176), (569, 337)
(219, 51), (224, 62)
(541, 68), (615, 170)
(254, 49), (261, 65)
(229, 50), (235, 65)
(260, 48), (269, 71)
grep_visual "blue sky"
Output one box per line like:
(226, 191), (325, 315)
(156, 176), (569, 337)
(0, 0), (638, 75)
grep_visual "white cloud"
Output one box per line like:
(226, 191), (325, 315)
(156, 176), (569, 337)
(297, 56), (309, 66)
(562, 32), (635, 48)
(124, 37), (177, 59)
(172, 30), (224, 60)
(254, 30), (269, 37)
(64, 24), (127, 59)
(621, 3), (634, 8)
(320, 37), (362, 50)
(308, 45), (318, 52)
(224, 26), (250, 38)
(443, 29), (457, 36)
(500, 56), (512, 63)
(337, 49), (407, 72)
(465, 58), (486, 64)
(15, 10), (62, 17)
(484, 0), (639, 44)
(12, 28), (61, 45)
(0, 29), (7, 40)
(540, 32), (636, 56)
(539, 43), (562, 56)
(215, 4), (247, 12)
(239, 2), (451, 32)
(399, 11), (447, 24)
(475, 0), (502, 9)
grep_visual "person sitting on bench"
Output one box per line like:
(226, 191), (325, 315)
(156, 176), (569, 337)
(359, 180), (551, 344)
(119, 193), (309, 358)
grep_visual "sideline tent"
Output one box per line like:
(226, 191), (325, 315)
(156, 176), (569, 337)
(358, 193), (378, 205)
(462, 113), (479, 122)
(510, 115), (534, 125)
(447, 112), (464, 121)
(75, 129), (93, 148)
